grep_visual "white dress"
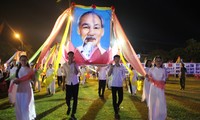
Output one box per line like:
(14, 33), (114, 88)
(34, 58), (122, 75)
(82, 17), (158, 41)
(46, 68), (55, 94)
(80, 67), (86, 84)
(141, 67), (151, 106)
(34, 68), (42, 91)
(8, 66), (18, 104)
(148, 67), (167, 120)
(15, 66), (36, 120)
(131, 69), (138, 95)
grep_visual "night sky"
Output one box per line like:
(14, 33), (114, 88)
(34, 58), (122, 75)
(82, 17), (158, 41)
(0, 0), (200, 55)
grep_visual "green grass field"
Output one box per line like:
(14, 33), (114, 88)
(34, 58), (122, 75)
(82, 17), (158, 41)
(0, 76), (200, 120)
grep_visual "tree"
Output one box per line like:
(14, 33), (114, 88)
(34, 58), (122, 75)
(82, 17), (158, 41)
(169, 48), (186, 62)
(185, 39), (200, 62)
(148, 49), (169, 62)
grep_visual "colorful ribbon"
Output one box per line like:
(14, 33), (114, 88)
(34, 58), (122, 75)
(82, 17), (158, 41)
(8, 71), (34, 93)
(148, 76), (165, 89)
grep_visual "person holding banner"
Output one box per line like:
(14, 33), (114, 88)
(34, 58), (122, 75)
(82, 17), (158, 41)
(62, 51), (80, 120)
(147, 56), (167, 120)
(13, 55), (36, 120)
(108, 55), (126, 119)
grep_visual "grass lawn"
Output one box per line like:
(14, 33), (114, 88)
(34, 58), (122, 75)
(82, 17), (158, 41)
(0, 76), (200, 120)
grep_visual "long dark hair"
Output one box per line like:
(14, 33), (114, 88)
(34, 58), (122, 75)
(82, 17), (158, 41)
(145, 59), (152, 67)
(15, 55), (30, 78)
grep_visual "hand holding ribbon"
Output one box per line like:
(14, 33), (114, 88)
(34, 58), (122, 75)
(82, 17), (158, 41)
(148, 75), (165, 89)
(8, 70), (34, 93)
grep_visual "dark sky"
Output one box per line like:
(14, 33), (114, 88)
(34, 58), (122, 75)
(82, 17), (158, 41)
(0, 0), (200, 55)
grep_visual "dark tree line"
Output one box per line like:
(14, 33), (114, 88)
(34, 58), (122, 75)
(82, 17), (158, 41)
(141, 39), (200, 63)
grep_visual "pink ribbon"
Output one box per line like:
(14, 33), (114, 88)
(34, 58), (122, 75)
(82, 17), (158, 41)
(149, 76), (165, 89)
(8, 71), (34, 93)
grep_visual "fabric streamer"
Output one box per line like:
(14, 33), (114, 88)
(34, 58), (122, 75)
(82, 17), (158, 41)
(148, 76), (165, 89)
(8, 71), (34, 93)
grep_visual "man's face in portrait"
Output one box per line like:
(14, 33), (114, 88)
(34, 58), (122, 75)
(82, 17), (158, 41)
(78, 12), (104, 47)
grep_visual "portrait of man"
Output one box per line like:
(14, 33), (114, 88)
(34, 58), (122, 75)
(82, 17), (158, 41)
(77, 11), (105, 59)
(70, 6), (112, 64)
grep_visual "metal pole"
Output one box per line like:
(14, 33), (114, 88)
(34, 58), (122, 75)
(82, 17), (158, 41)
(19, 39), (23, 51)
(21, 40), (23, 51)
